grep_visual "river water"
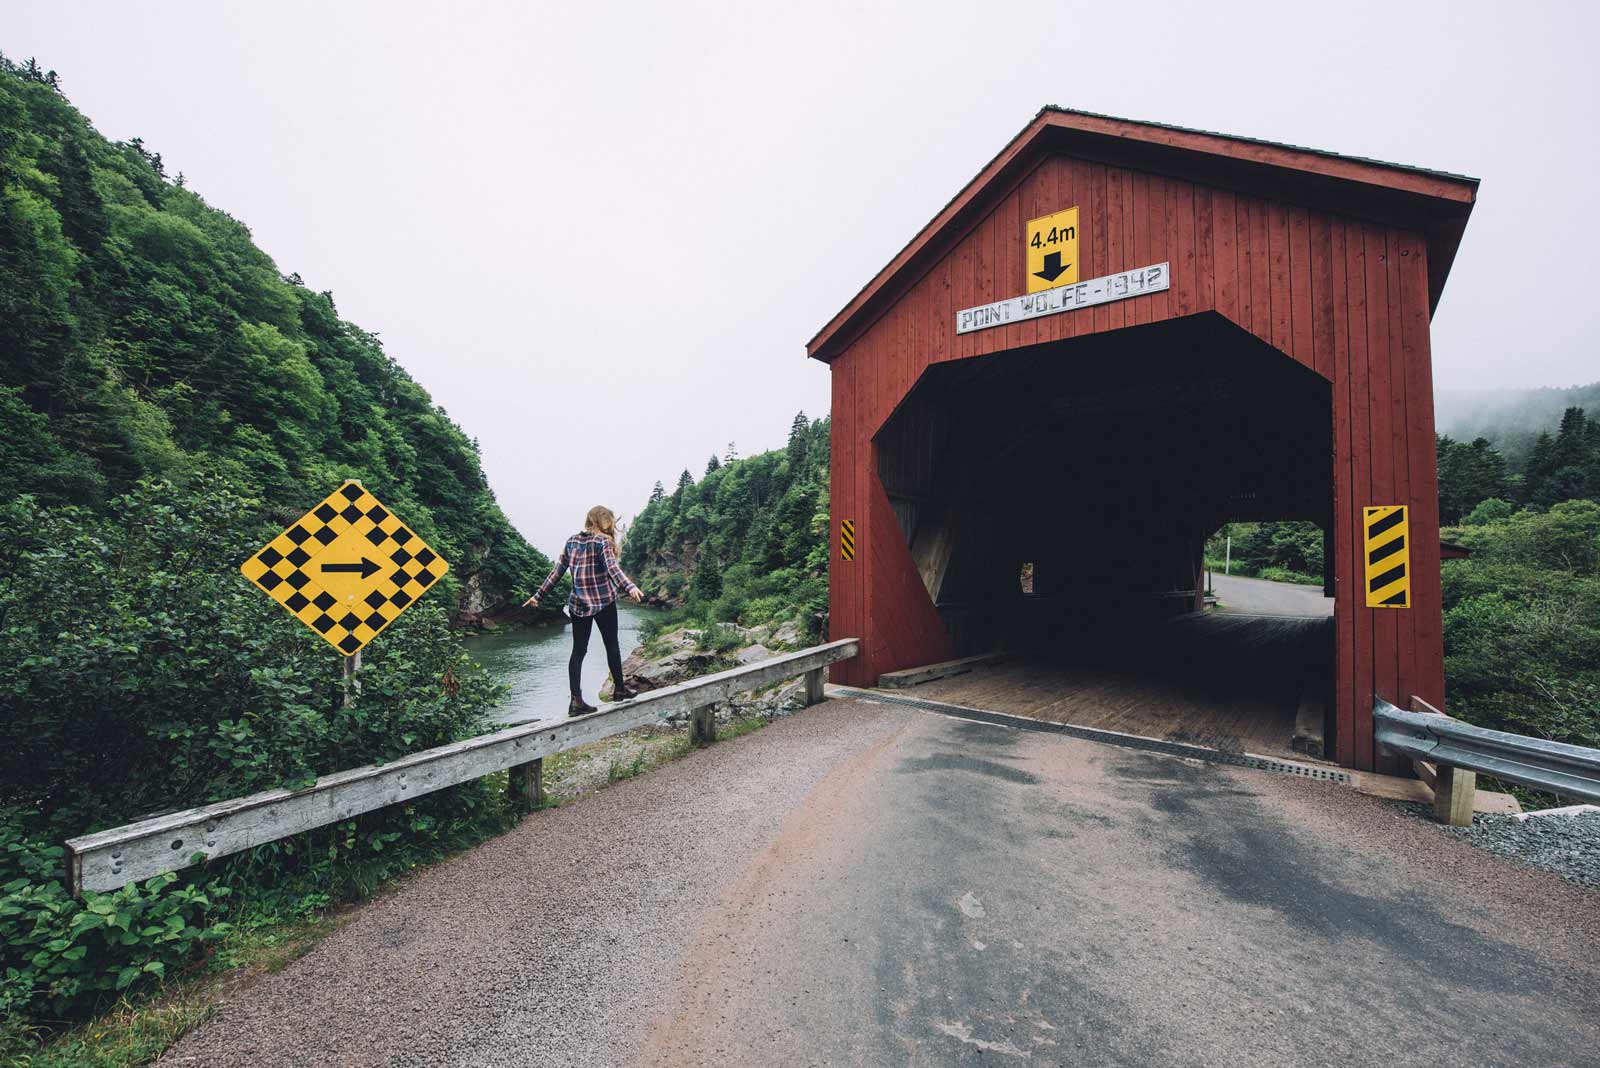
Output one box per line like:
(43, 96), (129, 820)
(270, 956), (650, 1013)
(466, 602), (653, 724)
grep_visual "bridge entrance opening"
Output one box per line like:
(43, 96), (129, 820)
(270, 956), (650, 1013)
(875, 313), (1334, 758)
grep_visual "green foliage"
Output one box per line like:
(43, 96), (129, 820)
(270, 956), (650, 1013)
(1436, 434), (1510, 523)
(0, 55), (551, 621)
(1206, 521), (1324, 583)
(0, 480), (512, 1026)
(1462, 497), (1515, 526)
(623, 412), (831, 638)
(1440, 500), (1600, 750)
(0, 826), (231, 1025)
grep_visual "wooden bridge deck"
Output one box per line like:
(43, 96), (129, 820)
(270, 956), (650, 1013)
(904, 613), (1332, 760)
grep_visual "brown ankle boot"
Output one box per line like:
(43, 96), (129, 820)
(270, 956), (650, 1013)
(569, 694), (597, 716)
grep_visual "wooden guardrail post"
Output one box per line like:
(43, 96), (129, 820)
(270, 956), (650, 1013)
(691, 705), (716, 745)
(804, 666), (825, 706)
(1412, 696), (1475, 827)
(508, 757), (546, 812)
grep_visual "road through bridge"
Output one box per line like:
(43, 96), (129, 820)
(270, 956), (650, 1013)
(158, 695), (1600, 1068)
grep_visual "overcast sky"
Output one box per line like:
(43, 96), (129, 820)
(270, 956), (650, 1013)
(8, 2), (1596, 555)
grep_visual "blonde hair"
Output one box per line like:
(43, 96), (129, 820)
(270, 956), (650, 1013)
(584, 505), (617, 542)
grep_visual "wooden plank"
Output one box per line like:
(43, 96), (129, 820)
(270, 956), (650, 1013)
(1195, 185), (1215, 313)
(1331, 220), (1357, 766)
(1107, 165), (1127, 331)
(1249, 198), (1271, 341)
(804, 667), (826, 706)
(1091, 163), (1112, 335)
(1432, 764), (1477, 827)
(879, 652), (1008, 689)
(1309, 214), (1335, 382)
(1268, 201), (1292, 354)
(507, 758), (545, 812)
(66, 640), (861, 895)
(1361, 223), (1392, 770)
(1288, 205), (1314, 368)
(1399, 231), (1445, 712)
(1346, 223), (1374, 768)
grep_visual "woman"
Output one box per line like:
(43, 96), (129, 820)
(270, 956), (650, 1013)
(524, 506), (644, 716)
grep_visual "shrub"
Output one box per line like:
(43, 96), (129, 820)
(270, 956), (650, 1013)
(0, 825), (231, 1024)
(1440, 501), (1600, 749)
(0, 479), (506, 1025)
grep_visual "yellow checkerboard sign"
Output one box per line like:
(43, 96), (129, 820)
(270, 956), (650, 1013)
(241, 481), (448, 655)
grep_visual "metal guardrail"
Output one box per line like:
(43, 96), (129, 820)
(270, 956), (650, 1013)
(1374, 698), (1600, 804)
(66, 638), (859, 895)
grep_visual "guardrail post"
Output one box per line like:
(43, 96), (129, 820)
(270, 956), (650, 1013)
(1432, 764), (1476, 827)
(508, 758), (546, 812)
(691, 705), (716, 746)
(1410, 696), (1475, 827)
(804, 666), (825, 706)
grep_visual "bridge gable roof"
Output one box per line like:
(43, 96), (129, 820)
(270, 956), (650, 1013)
(806, 107), (1478, 363)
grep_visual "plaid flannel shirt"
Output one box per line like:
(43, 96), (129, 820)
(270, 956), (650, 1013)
(536, 531), (640, 618)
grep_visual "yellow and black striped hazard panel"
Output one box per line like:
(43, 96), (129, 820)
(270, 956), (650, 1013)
(241, 480), (449, 655)
(840, 519), (856, 561)
(1363, 505), (1410, 609)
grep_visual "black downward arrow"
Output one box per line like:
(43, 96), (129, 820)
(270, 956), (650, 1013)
(1034, 251), (1071, 282)
(321, 558), (380, 579)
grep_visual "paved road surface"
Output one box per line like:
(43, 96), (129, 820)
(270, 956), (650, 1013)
(163, 699), (1599, 1068)
(1212, 571), (1333, 617)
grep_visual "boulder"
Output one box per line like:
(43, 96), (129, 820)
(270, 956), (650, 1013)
(768, 620), (805, 648)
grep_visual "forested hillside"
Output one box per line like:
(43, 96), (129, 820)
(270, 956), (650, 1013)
(0, 56), (546, 1043)
(0, 54), (548, 620)
(622, 413), (830, 637)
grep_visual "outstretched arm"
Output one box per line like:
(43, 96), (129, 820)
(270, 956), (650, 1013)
(524, 548), (570, 606)
(603, 539), (643, 602)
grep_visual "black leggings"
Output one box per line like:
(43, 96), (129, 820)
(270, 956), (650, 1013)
(569, 600), (625, 696)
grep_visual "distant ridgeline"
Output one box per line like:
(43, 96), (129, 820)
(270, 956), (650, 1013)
(0, 55), (548, 621)
(622, 413), (831, 637)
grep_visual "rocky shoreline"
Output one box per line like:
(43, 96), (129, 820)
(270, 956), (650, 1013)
(599, 619), (815, 724)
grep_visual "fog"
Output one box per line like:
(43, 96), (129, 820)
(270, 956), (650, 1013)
(7, 2), (1597, 553)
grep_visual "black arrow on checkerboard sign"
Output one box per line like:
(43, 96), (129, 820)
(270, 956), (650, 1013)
(321, 558), (380, 579)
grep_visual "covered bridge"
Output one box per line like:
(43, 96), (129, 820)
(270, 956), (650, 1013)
(809, 108), (1477, 771)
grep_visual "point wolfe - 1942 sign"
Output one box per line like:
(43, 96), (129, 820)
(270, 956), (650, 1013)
(956, 262), (1169, 335)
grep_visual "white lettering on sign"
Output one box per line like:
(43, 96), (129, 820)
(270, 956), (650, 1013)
(955, 263), (1170, 335)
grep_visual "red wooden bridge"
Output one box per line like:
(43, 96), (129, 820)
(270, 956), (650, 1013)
(811, 108), (1478, 773)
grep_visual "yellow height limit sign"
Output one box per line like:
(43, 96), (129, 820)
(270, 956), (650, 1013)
(241, 480), (449, 655)
(1026, 206), (1079, 293)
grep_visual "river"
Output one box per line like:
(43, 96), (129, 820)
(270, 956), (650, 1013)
(466, 602), (654, 724)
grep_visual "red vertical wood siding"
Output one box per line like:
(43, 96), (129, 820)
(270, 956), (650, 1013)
(827, 153), (1444, 766)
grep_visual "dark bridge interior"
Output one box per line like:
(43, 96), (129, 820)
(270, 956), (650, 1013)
(875, 312), (1334, 747)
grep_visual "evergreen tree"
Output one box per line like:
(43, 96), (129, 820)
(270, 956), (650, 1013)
(786, 410), (809, 467)
(1523, 431), (1556, 505)
(675, 468), (694, 496)
(649, 480), (665, 504)
(724, 441), (738, 464)
(705, 453), (721, 475)
(690, 553), (723, 602)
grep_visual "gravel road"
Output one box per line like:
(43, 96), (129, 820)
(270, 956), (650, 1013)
(161, 698), (1600, 1068)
